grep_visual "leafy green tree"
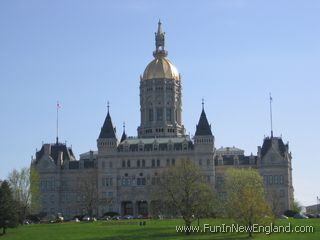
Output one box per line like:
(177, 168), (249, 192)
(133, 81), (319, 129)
(292, 199), (302, 213)
(0, 180), (18, 235)
(225, 168), (273, 237)
(152, 159), (214, 235)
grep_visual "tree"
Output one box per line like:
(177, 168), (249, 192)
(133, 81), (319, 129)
(0, 181), (18, 235)
(266, 189), (282, 216)
(292, 199), (302, 213)
(75, 169), (112, 219)
(7, 166), (40, 223)
(225, 168), (273, 237)
(152, 160), (214, 235)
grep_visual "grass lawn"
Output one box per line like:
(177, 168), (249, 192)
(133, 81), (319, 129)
(1, 218), (319, 240)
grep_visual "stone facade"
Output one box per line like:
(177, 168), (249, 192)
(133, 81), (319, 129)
(31, 22), (294, 219)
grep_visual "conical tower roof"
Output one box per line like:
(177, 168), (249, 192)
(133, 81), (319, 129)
(195, 108), (212, 136)
(99, 110), (116, 139)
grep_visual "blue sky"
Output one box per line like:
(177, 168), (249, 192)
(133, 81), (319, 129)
(0, 0), (319, 206)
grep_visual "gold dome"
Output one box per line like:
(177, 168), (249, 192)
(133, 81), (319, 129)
(142, 57), (180, 80)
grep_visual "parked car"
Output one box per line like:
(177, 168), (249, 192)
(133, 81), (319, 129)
(70, 218), (80, 222)
(111, 216), (121, 220)
(306, 213), (316, 218)
(278, 215), (288, 219)
(293, 213), (309, 219)
(103, 212), (120, 218)
(100, 216), (111, 221)
(122, 215), (134, 220)
(82, 216), (91, 221)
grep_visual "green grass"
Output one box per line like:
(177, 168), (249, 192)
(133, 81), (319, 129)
(1, 218), (319, 240)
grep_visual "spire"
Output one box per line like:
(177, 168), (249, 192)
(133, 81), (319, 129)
(120, 122), (127, 142)
(99, 103), (116, 139)
(195, 102), (212, 136)
(153, 20), (167, 58)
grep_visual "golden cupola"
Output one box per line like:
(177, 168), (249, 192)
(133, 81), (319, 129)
(142, 21), (180, 81)
(138, 21), (185, 138)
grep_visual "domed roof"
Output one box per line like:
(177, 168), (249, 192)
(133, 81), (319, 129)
(142, 21), (180, 81)
(143, 56), (180, 80)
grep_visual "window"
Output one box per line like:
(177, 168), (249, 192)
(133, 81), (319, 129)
(216, 176), (224, 186)
(102, 161), (105, 169)
(137, 160), (141, 167)
(105, 177), (113, 187)
(157, 159), (160, 167)
(109, 161), (113, 168)
(279, 175), (284, 184)
(142, 178), (146, 185)
(142, 160), (146, 168)
(122, 160), (125, 168)
(122, 178), (131, 186)
(268, 175), (273, 185)
(207, 159), (210, 166)
(149, 109), (154, 121)
(152, 159), (155, 167)
(166, 158), (170, 166)
(171, 158), (175, 166)
(263, 176), (267, 185)
(166, 108), (172, 121)
(274, 175), (279, 184)
(156, 108), (163, 121)
(137, 178), (146, 186)
(127, 160), (131, 168)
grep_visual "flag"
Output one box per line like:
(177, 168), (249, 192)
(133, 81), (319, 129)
(269, 93), (272, 101)
(57, 101), (61, 109)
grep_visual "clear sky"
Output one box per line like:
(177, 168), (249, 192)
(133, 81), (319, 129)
(0, 0), (319, 206)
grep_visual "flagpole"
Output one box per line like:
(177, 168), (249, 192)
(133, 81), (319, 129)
(269, 93), (273, 138)
(56, 101), (59, 144)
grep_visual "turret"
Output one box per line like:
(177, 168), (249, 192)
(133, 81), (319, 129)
(97, 104), (118, 154)
(120, 123), (127, 142)
(194, 101), (214, 151)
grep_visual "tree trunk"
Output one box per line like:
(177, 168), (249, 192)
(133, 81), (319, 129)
(185, 220), (191, 235)
(3, 226), (6, 235)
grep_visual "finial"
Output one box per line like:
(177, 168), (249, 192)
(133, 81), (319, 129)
(107, 101), (110, 112)
(154, 20), (167, 58)
(202, 98), (204, 110)
(123, 122), (126, 132)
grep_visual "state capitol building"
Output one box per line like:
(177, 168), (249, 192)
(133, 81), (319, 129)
(32, 22), (294, 219)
